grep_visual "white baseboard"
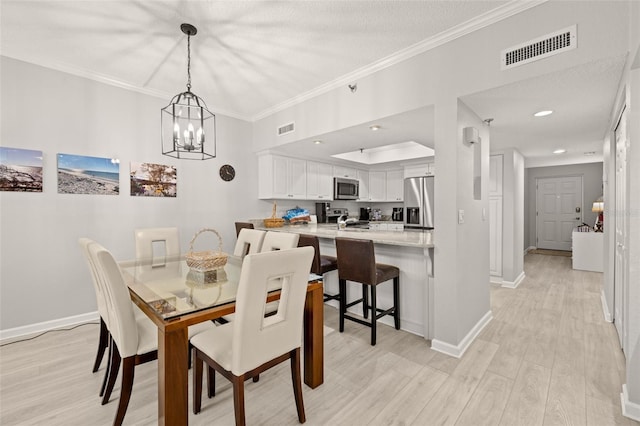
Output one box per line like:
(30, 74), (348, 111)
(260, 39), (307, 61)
(524, 246), (536, 255)
(601, 289), (613, 322)
(489, 275), (503, 285)
(0, 311), (99, 343)
(431, 310), (493, 358)
(502, 271), (525, 289)
(621, 384), (640, 421)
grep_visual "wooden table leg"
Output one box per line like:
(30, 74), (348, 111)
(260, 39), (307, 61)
(158, 326), (189, 426)
(303, 283), (324, 388)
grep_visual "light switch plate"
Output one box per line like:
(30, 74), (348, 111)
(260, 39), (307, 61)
(458, 209), (465, 224)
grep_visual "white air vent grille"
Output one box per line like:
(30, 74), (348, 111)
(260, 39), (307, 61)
(501, 25), (577, 70)
(277, 122), (295, 136)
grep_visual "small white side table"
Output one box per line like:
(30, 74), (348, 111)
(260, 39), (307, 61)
(572, 231), (604, 272)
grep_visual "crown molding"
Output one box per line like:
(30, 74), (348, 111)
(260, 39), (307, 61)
(252, 0), (548, 121)
(0, 53), (251, 122)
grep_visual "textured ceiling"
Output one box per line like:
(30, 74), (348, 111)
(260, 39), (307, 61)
(0, 0), (507, 119)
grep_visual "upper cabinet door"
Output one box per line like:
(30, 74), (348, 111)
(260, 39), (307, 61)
(404, 163), (434, 178)
(489, 154), (503, 197)
(357, 170), (369, 201)
(288, 158), (307, 199)
(258, 154), (307, 199)
(307, 161), (333, 200)
(386, 170), (404, 201)
(369, 171), (386, 201)
(333, 165), (358, 179)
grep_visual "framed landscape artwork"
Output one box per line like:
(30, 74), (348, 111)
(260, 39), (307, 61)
(57, 153), (120, 195)
(130, 162), (177, 197)
(0, 147), (43, 192)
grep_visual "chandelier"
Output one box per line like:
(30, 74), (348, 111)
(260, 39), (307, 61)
(161, 23), (216, 160)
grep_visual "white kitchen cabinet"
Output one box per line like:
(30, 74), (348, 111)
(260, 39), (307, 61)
(357, 170), (369, 201)
(489, 196), (503, 276)
(333, 165), (358, 179)
(386, 170), (404, 201)
(404, 162), (434, 178)
(572, 231), (603, 272)
(369, 171), (386, 201)
(306, 161), (333, 200)
(258, 154), (307, 199)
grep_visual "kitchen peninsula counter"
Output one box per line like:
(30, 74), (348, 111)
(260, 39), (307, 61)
(253, 222), (434, 339)
(253, 223), (434, 248)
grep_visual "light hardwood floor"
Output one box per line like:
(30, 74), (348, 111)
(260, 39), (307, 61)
(1, 253), (638, 425)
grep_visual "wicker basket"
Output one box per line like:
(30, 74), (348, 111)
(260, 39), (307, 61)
(185, 228), (228, 271)
(263, 218), (285, 228)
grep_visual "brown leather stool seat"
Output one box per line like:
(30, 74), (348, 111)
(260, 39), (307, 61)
(297, 234), (339, 301)
(335, 237), (400, 345)
(234, 221), (254, 236)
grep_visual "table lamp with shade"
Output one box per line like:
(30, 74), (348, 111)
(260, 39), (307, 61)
(592, 196), (604, 232)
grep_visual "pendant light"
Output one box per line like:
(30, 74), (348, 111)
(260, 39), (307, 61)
(161, 23), (216, 160)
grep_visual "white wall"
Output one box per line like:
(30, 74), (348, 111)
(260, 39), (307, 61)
(523, 162), (603, 249)
(497, 149), (525, 283)
(0, 57), (259, 331)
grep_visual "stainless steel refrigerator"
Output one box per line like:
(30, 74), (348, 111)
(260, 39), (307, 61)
(404, 176), (434, 229)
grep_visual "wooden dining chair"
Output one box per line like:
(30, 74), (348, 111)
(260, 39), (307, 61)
(234, 222), (254, 237)
(233, 229), (266, 258)
(191, 247), (314, 426)
(260, 231), (300, 252)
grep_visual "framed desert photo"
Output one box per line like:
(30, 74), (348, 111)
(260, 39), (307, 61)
(0, 147), (43, 192)
(130, 162), (177, 197)
(57, 153), (120, 195)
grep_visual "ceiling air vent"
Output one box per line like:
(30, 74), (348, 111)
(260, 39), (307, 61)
(277, 122), (295, 136)
(501, 25), (577, 70)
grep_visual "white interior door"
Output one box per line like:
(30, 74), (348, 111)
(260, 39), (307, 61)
(536, 176), (583, 250)
(614, 107), (628, 350)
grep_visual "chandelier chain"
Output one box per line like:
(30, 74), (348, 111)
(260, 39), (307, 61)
(186, 34), (192, 91)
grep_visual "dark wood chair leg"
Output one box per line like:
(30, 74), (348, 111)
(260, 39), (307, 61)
(193, 349), (203, 414)
(113, 357), (135, 426)
(393, 277), (401, 330)
(290, 348), (306, 423)
(207, 365), (216, 398)
(370, 285), (377, 346)
(100, 335), (113, 397)
(362, 285), (369, 319)
(102, 343), (121, 405)
(339, 279), (346, 332)
(93, 317), (109, 373)
(232, 375), (246, 426)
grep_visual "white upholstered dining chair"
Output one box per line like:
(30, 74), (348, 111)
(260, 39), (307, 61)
(260, 231), (300, 252)
(233, 228), (266, 258)
(190, 246), (314, 426)
(134, 227), (180, 264)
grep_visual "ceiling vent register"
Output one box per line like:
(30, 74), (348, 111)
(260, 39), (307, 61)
(277, 122), (295, 136)
(501, 25), (577, 70)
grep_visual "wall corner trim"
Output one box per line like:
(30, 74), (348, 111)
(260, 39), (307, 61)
(524, 246), (536, 254)
(502, 271), (525, 289)
(0, 311), (99, 343)
(431, 310), (493, 358)
(621, 385), (640, 422)
(601, 289), (613, 322)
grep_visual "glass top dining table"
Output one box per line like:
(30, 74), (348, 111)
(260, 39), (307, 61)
(119, 254), (325, 426)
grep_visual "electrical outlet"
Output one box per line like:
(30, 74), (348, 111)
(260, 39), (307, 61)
(458, 209), (465, 224)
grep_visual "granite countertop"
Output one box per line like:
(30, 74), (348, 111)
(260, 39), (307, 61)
(254, 223), (434, 248)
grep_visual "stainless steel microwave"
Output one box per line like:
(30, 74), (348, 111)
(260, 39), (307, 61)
(334, 177), (359, 200)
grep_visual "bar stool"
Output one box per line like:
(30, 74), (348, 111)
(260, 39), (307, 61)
(334, 237), (400, 345)
(235, 221), (254, 237)
(297, 234), (339, 302)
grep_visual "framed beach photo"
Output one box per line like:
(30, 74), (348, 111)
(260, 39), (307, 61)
(57, 153), (120, 195)
(0, 147), (44, 192)
(130, 162), (177, 197)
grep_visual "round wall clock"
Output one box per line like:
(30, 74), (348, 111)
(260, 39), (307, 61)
(219, 164), (235, 182)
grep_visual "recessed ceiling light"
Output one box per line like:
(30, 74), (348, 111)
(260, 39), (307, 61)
(313, 140), (323, 145)
(534, 110), (553, 117)
(553, 149), (566, 154)
(369, 125), (381, 131)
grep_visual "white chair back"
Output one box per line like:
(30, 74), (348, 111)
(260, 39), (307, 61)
(231, 247), (314, 375)
(89, 242), (139, 358)
(260, 231), (300, 252)
(78, 238), (110, 328)
(134, 227), (180, 265)
(233, 228), (266, 258)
